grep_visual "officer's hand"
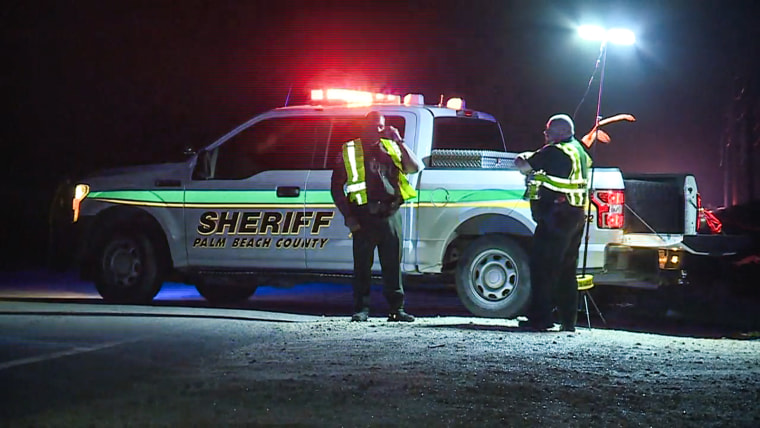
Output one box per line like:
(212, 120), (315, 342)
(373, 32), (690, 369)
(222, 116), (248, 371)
(383, 126), (403, 142)
(346, 217), (361, 233)
(515, 153), (533, 175)
(516, 151), (535, 162)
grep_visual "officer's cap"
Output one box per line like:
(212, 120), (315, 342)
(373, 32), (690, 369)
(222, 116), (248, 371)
(545, 114), (575, 141)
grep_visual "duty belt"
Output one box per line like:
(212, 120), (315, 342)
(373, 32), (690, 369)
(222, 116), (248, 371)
(361, 200), (400, 217)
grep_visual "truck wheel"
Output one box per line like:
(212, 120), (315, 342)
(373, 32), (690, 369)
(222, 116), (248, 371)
(455, 235), (531, 318)
(195, 282), (258, 304)
(94, 230), (164, 304)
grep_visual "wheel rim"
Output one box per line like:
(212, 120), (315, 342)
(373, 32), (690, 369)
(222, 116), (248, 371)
(102, 238), (144, 289)
(469, 249), (518, 303)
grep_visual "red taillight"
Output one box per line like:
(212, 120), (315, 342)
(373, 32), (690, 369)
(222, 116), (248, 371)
(607, 212), (624, 228)
(591, 190), (625, 229)
(595, 190), (624, 205)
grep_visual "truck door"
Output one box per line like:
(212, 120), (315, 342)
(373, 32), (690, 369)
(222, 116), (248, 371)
(304, 112), (417, 271)
(185, 116), (328, 270)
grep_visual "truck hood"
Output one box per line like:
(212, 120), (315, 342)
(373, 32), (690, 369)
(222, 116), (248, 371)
(82, 161), (190, 190)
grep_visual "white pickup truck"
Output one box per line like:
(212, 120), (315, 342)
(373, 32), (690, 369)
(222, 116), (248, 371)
(596, 173), (751, 291)
(49, 89), (731, 318)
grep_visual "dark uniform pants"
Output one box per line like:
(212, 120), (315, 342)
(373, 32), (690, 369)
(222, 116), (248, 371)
(528, 202), (586, 327)
(352, 209), (405, 313)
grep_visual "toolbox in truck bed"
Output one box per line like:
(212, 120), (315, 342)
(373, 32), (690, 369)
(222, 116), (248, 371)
(430, 149), (516, 169)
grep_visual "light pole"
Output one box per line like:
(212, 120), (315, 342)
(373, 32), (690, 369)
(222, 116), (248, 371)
(577, 25), (636, 145)
(576, 26), (635, 325)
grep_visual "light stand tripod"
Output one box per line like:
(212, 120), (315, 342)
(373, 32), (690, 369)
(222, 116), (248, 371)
(577, 39), (609, 329)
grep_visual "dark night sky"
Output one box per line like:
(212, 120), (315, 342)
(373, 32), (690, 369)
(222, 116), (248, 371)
(3, 0), (759, 267)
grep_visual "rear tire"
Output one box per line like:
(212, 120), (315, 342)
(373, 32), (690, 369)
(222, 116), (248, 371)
(94, 230), (164, 304)
(455, 235), (531, 318)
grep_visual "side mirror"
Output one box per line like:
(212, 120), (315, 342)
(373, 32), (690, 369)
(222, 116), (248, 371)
(191, 149), (212, 180)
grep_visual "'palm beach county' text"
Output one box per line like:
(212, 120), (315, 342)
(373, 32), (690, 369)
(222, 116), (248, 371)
(192, 210), (334, 249)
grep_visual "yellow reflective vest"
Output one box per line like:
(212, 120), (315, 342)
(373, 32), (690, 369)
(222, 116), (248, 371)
(341, 138), (417, 205)
(525, 138), (592, 207)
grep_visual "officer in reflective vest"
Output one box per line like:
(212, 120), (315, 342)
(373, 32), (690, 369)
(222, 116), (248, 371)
(331, 111), (422, 322)
(514, 113), (592, 332)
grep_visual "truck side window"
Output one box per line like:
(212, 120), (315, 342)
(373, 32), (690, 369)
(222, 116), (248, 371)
(316, 116), (406, 170)
(210, 117), (328, 179)
(432, 117), (506, 152)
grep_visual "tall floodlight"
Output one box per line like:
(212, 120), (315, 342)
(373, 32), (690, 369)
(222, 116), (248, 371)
(577, 25), (636, 143)
(576, 25), (635, 327)
(577, 25), (636, 270)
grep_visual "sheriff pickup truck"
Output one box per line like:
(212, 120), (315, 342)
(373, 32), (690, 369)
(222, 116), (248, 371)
(48, 89), (666, 318)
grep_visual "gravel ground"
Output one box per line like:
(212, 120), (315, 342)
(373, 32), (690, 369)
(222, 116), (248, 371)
(4, 263), (759, 427)
(11, 315), (760, 427)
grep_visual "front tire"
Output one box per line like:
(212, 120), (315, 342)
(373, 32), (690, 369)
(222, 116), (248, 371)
(94, 230), (164, 304)
(455, 235), (531, 318)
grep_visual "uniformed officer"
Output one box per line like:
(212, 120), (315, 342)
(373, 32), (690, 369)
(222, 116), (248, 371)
(514, 114), (592, 332)
(330, 111), (422, 322)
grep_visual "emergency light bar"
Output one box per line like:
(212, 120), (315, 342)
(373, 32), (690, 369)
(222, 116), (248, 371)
(404, 93), (424, 105)
(309, 88), (463, 110)
(310, 89), (401, 105)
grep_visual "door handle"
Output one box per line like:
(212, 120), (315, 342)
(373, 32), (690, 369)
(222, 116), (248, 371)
(155, 179), (182, 188)
(276, 186), (301, 197)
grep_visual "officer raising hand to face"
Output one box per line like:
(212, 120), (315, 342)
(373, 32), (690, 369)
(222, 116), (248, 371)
(368, 111), (421, 174)
(330, 111), (421, 323)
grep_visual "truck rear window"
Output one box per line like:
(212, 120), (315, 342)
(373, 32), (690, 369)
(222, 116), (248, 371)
(432, 117), (506, 152)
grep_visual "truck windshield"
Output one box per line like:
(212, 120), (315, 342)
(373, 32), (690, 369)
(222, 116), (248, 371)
(432, 117), (506, 152)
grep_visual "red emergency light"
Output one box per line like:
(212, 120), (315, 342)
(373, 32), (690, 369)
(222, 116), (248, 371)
(310, 88), (401, 105)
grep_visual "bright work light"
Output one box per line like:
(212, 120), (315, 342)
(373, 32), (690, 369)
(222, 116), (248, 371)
(606, 28), (635, 45)
(578, 25), (636, 45)
(578, 25), (607, 41)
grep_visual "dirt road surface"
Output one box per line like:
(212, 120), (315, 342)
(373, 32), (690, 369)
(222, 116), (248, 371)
(2, 268), (760, 427)
(4, 310), (758, 427)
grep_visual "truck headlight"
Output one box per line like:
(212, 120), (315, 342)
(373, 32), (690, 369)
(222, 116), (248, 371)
(72, 184), (90, 223)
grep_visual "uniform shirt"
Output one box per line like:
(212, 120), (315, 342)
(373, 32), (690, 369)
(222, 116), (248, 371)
(330, 134), (402, 226)
(361, 139), (401, 203)
(526, 140), (577, 214)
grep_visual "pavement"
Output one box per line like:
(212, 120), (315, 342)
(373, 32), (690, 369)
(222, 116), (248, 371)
(0, 300), (323, 322)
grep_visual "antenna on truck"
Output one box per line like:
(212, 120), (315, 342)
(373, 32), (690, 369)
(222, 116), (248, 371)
(284, 86), (292, 107)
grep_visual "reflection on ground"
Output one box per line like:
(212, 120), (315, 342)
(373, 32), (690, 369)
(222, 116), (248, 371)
(1, 269), (758, 339)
